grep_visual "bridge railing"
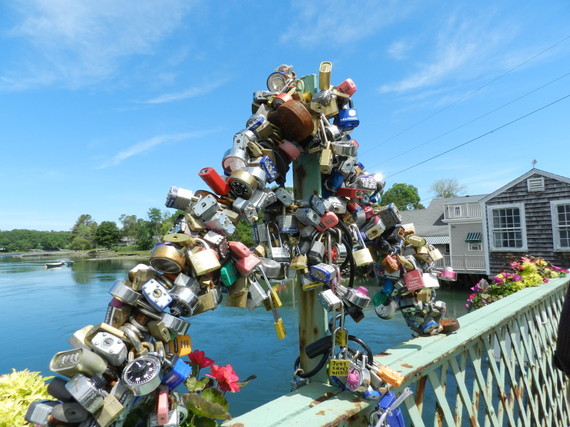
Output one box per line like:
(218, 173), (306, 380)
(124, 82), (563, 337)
(224, 277), (570, 427)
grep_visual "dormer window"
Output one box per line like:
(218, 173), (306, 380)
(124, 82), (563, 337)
(527, 177), (544, 192)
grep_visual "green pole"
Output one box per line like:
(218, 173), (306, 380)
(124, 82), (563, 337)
(293, 152), (329, 383)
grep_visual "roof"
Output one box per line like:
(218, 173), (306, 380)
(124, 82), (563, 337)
(442, 194), (488, 205)
(400, 198), (448, 237)
(480, 168), (570, 203)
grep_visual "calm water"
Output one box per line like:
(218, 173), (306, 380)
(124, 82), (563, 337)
(0, 254), (469, 416)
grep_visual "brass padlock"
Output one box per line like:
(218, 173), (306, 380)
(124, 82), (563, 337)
(350, 225), (374, 267)
(147, 320), (171, 342)
(290, 253), (308, 272)
(187, 238), (221, 276)
(193, 288), (220, 315)
(226, 277), (249, 309)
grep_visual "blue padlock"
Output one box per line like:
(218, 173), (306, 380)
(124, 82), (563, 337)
(162, 356), (191, 390)
(335, 101), (359, 131)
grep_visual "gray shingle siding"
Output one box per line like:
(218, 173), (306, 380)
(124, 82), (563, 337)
(486, 173), (570, 274)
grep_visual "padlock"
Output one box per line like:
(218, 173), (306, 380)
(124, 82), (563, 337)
(142, 279), (173, 311)
(233, 129), (258, 150)
(226, 277), (249, 308)
(267, 225), (291, 262)
(336, 186), (365, 199)
(257, 155), (279, 182)
(335, 78), (357, 96)
(323, 196), (347, 214)
(229, 240), (251, 258)
(25, 400), (59, 424)
(381, 254), (399, 273)
(375, 299), (399, 320)
(256, 266), (283, 311)
(168, 285), (199, 317)
(92, 393), (124, 427)
(422, 272), (441, 289)
(50, 401), (90, 423)
(334, 100), (359, 131)
(274, 186), (294, 206)
(233, 196), (259, 224)
(361, 216), (386, 240)
(191, 194), (219, 221)
(277, 213), (298, 234)
(405, 234), (427, 247)
(203, 230), (230, 258)
(308, 233), (326, 265)
(50, 348), (108, 378)
(109, 280), (141, 306)
(187, 239), (221, 276)
(147, 318), (171, 342)
(105, 298), (132, 329)
(227, 169), (258, 199)
(318, 289), (342, 311)
(331, 139), (358, 157)
(184, 212), (206, 232)
(278, 139), (302, 160)
(260, 257), (288, 280)
(198, 167), (230, 196)
(165, 186), (198, 211)
(290, 252), (308, 272)
(315, 210), (339, 232)
(90, 332), (128, 366)
(350, 225), (374, 267)
(193, 288), (221, 315)
(246, 276), (269, 310)
(404, 269), (425, 291)
(378, 203), (402, 228)
(252, 222), (270, 244)
(65, 374), (107, 414)
(319, 141), (334, 174)
(162, 357), (191, 390)
(221, 147), (249, 176)
(266, 286), (286, 340)
(338, 156), (357, 177)
(342, 286), (371, 309)
(295, 207), (321, 227)
(309, 262), (337, 284)
(318, 61), (332, 90)
(204, 211), (236, 236)
(167, 334), (192, 357)
(345, 354), (370, 393)
(309, 90), (339, 118)
(149, 244), (185, 275)
(235, 252), (261, 276)
(220, 261), (239, 287)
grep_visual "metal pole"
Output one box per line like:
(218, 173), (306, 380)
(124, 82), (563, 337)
(293, 152), (329, 382)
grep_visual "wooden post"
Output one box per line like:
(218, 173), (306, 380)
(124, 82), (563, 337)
(293, 152), (329, 382)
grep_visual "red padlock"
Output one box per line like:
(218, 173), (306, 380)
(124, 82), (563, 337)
(336, 78), (357, 96)
(337, 187), (365, 199)
(198, 167), (231, 196)
(156, 386), (169, 424)
(363, 206), (374, 219)
(315, 211), (339, 232)
(228, 241), (251, 258)
(235, 253), (261, 276)
(278, 139), (302, 160)
(404, 269), (425, 291)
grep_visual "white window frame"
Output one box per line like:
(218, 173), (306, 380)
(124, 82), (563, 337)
(551, 199), (570, 251)
(453, 206), (462, 217)
(468, 242), (482, 251)
(487, 203), (527, 251)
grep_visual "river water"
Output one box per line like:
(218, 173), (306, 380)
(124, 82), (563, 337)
(0, 254), (470, 417)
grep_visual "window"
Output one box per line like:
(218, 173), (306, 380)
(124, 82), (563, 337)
(488, 203), (527, 251)
(454, 206), (462, 216)
(551, 200), (570, 251)
(468, 242), (482, 251)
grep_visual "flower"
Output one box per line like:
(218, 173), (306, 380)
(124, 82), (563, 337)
(207, 364), (241, 393)
(189, 350), (214, 368)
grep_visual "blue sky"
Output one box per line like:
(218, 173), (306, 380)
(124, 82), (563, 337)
(1, 1), (569, 231)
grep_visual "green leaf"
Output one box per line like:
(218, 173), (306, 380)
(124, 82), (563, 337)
(201, 388), (229, 411)
(194, 416), (218, 427)
(185, 376), (213, 392)
(236, 374), (257, 389)
(183, 392), (231, 420)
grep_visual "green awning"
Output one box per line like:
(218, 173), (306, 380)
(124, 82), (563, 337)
(465, 232), (482, 243)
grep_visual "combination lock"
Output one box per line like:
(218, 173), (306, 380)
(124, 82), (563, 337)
(121, 353), (163, 396)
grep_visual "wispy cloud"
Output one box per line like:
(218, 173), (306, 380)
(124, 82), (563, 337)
(380, 9), (513, 94)
(1, 0), (196, 90)
(140, 77), (231, 104)
(98, 130), (217, 169)
(280, 0), (415, 46)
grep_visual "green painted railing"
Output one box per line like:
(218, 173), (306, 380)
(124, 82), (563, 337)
(224, 277), (570, 427)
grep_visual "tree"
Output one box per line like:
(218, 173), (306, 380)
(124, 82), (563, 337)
(70, 214), (97, 249)
(95, 221), (121, 249)
(431, 178), (466, 198)
(380, 183), (424, 211)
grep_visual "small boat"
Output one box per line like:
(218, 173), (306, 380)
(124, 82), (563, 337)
(45, 261), (66, 269)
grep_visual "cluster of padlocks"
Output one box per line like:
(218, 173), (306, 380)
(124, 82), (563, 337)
(26, 62), (458, 426)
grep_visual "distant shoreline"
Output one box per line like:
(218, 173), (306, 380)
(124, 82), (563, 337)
(1, 249), (149, 261)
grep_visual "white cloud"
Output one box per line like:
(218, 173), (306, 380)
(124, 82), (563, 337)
(280, 0), (414, 46)
(140, 77), (231, 104)
(98, 130), (216, 169)
(1, 0), (196, 89)
(379, 9), (512, 94)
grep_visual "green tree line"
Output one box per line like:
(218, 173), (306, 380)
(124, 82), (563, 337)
(0, 207), (253, 252)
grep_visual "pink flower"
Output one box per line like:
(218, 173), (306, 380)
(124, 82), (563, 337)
(188, 350), (214, 368)
(207, 364), (241, 392)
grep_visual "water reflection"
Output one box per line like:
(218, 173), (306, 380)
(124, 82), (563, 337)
(0, 256), (471, 417)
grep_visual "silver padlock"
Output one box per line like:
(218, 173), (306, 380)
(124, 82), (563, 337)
(90, 332), (128, 366)
(295, 207), (320, 227)
(109, 280), (140, 306)
(233, 129), (258, 150)
(318, 289), (342, 311)
(308, 234), (326, 265)
(323, 196), (347, 214)
(267, 225), (291, 263)
(65, 374), (107, 414)
(191, 194), (219, 221)
(246, 276), (268, 311)
(169, 284), (199, 317)
(25, 400), (58, 424)
(204, 211), (236, 236)
(165, 186), (198, 211)
(274, 187), (294, 206)
(141, 279), (173, 312)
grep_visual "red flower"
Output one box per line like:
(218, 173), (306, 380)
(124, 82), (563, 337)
(188, 350), (214, 368)
(206, 364), (241, 392)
